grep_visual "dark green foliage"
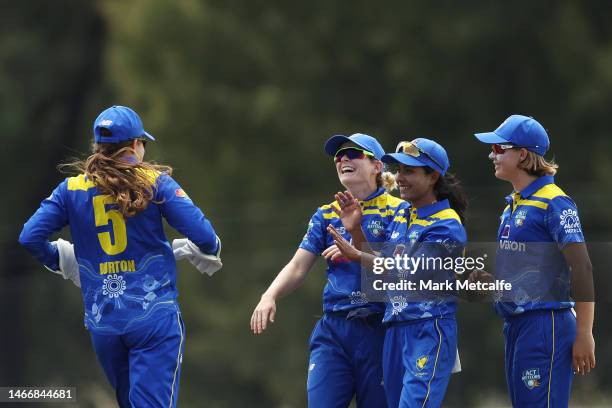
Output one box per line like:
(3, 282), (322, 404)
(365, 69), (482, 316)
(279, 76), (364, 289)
(1, 1), (611, 406)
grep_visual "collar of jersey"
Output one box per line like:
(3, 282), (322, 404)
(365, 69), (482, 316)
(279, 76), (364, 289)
(415, 199), (450, 219)
(506, 175), (555, 203)
(361, 187), (386, 203)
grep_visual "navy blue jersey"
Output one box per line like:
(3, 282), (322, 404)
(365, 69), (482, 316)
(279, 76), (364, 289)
(300, 188), (409, 314)
(383, 199), (467, 324)
(19, 172), (218, 334)
(494, 176), (583, 317)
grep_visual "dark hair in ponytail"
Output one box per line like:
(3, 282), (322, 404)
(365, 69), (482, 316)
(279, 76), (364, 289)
(424, 168), (468, 224)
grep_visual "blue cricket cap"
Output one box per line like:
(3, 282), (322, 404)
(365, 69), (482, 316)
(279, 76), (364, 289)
(93, 105), (155, 144)
(324, 133), (385, 160)
(382, 138), (450, 175)
(474, 115), (549, 156)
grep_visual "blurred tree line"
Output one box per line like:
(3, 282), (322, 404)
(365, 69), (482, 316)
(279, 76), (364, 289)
(1, 0), (611, 406)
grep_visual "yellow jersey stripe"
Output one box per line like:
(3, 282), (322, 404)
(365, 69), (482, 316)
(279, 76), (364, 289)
(67, 174), (96, 191)
(532, 184), (567, 200)
(411, 219), (434, 227)
(430, 208), (461, 223)
(515, 199), (549, 210)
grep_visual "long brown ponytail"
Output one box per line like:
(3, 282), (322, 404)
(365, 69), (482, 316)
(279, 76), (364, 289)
(61, 141), (173, 217)
(424, 168), (468, 224)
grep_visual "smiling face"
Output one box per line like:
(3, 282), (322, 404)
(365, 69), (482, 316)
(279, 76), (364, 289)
(334, 142), (381, 190)
(489, 146), (527, 181)
(394, 164), (438, 204)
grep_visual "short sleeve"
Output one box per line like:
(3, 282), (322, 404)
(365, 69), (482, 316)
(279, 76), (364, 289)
(545, 196), (585, 247)
(298, 209), (326, 255)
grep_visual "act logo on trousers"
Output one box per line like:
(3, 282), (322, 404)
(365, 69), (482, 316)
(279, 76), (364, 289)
(521, 368), (541, 389)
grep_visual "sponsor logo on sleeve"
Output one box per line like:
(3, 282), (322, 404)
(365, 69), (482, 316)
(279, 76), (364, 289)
(560, 209), (581, 234)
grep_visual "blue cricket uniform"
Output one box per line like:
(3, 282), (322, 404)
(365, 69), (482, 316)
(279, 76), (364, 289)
(493, 175), (582, 408)
(382, 199), (466, 408)
(300, 187), (409, 408)
(19, 172), (219, 408)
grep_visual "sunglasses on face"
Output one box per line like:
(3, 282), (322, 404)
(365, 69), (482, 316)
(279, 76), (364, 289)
(334, 147), (374, 163)
(395, 141), (445, 171)
(491, 144), (516, 154)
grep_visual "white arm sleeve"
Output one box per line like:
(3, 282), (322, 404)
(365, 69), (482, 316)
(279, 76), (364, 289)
(172, 236), (223, 277)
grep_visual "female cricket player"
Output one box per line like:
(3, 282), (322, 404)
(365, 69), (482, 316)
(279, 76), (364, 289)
(328, 138), (467, 408)
(19, 105), (220, 408)
(250, 133), (407, 407)
(473, 114), (595, 407)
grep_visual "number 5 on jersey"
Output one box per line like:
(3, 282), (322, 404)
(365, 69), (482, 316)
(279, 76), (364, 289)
(93, 195), (127, 255)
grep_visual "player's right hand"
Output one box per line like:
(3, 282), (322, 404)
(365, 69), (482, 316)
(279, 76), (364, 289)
(251, 294), (277, 334)
(332, 191), (363, 233)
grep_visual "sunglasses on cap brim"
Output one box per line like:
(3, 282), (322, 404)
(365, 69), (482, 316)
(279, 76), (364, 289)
(395, 141), (445, 171)
(334, 147), (375, 162)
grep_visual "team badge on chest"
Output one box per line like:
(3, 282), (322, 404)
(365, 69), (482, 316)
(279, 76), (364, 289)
(367, 219), (384, 237)
(514, 209), (528, 227)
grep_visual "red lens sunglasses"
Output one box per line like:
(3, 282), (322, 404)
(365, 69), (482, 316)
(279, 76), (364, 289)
(491, 144), (516, 154)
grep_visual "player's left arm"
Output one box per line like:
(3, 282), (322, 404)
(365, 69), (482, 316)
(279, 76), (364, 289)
(547, 195), (595, 375)
(562, 243), (595, 375)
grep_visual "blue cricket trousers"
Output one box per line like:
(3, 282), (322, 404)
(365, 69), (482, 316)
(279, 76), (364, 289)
(90, 310), (185, 408)
(503, 308), (576, 408)
(307, 312), (387, 408)
(383, 316), (457, 408)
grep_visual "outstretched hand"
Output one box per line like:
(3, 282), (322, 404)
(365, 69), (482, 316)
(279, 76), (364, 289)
(250, 294), (276, 335)
(327, 225), (362, 262)
(332, 191), (362, 233)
